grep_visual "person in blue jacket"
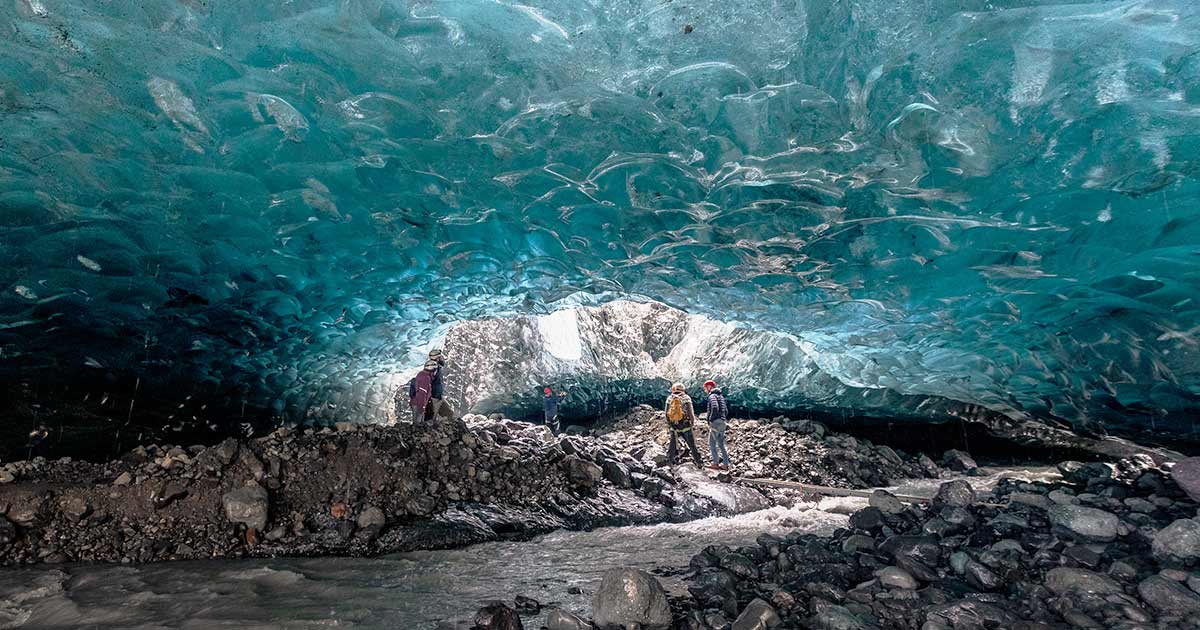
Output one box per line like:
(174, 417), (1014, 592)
(543, 387), (567, 434)
(704, 379), (731, 470)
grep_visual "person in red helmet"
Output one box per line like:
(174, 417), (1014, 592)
(543, 386), (567, 435)
(703, 379), (731, 470)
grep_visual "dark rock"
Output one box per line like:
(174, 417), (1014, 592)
(513, 595), (540, 615)
(932, 480), (976, 508)
(592, 568), (671, 630)
(1153, 518), (1200, 564)
(601, 460), (632, 489)
(962, 558), (1002, 591)
(731, 598), (780, 630)
(876, 566), (918, 590)
(1043, 567), (1124, 596)
(0, 516), (15, 545)
(152, 482), (188, 509)
(1047, 504), (1119, 542)
(222, 483), (269, 531)
(868, 490), (905, 515)
(808, 603), (866, 630)
(1138, 575), (1200, 614)
(473, 602), (524, 630)
(849, 507), (885, 532)
(563, 456), (603, 491)
(942, 450), (978, 472)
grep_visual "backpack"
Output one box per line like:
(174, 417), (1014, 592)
(408, 377), (416, 399)
(711, 392), (728, 420)
(667, 395), (684, 422)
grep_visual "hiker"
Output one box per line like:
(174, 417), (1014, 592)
(704, 380), (731, 470)
(543, 387), (567, 435)
(664, 382), (704, 469)
(409, 360), (438, 423)
(426, 348), (454, 419)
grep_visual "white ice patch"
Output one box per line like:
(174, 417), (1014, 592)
(76, 255), (101, 271)
(537, 308), (583, 362)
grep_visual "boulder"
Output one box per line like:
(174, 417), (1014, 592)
(601, 460), (633, 489)
(731, 598), (781, 630)
(592, 568), (671, 630)
(809, 603), (866, 630)
(546, 609), (593, 630)
(932, 480), (975, 508)
(942, 450), (978, 472)
(564, 456), (603, 490)
(876, 567), (918, 590)
(473, 602), (524, 630)
(1170, 457), (1200, 502)
(1047, 505), (1119, 542)
(1044, 568), (1124, 596)
(1153, 518), (1200, 563)
(869, 490), (905, 515)
(1138, 575), (1200, 614)
(356, 506), (386, 530)
(222, 483), (270, 531)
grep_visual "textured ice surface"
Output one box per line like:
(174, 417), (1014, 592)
(0, 1), (1198, 439)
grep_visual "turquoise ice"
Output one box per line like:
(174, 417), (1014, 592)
(0, 1), (1197, 440)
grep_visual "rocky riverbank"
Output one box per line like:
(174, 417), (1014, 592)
(0, 410), (954, 568)
(471, 455), (1200, 630)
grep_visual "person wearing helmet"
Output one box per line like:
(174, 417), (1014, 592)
(426, 348), (454, 419)
(664, 382), (704, 469)
(543, 386), (567, 435)
(409, 360), (439, 423)
(703, 379), (731, 470)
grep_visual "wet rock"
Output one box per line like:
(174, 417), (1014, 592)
(1044, 567), (1124, 596)
(1138, 575), (1200, 614)
(513, 595), (540, 615)
(932, 480), (975, 508)
(962, 558), (1002, 591)
(1007, 492), (1052, 511)
(222, 483), (269, 531)
(473, 602), (524, 630)
(546, 609), (593, 630)
(1047, 504), (1119, 542)
(601, 461), (632, 489)
(809, 603), (866, 630)
(592, 568), (671, 630)
(0, 516), (15, 545)
(731, 598), (780, 630)
(877, 566), (918, 590)
(1170, 457), (1200, 502)
(564, 456), (603, 491)
(849, 507), (885, 532)
(869, 490), (905, 515)
(1154, 518), (1200, 563)
(942, 450), (977, 472)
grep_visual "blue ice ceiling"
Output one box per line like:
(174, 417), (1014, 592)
(0, 0), (1198, 436)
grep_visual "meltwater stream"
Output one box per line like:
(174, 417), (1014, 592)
(0, 469), (1056, 630)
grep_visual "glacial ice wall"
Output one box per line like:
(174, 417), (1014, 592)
(1, 0), (1198, 441)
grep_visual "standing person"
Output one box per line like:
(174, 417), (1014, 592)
(409, 360), (438, 423)
(426, 349), (455, 419)
(543, 387), (567, 435)
(703, 380), (731, 470)
(664, 383), (704, 469)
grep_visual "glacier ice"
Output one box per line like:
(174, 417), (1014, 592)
(0, 0), (1198, 446)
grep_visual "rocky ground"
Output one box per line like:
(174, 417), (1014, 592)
(468, 455), (1200, 630)
(0, 409), (953, 568)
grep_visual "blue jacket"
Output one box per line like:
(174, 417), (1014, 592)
(707, 389), (729, 432)
(544, 392), (564, 416)
(430, 358), (446, 399)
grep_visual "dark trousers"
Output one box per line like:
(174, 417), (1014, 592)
(668, 429), (703, 468)
(545, 412), (559, 435)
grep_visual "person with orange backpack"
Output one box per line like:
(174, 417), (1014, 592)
(664, 382), (704, 469)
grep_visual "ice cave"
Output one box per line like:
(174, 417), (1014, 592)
(1, 1), (1199, 628)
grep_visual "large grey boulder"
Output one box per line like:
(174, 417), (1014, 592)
(592, 568), (671, 630)
(565, 456), (603, 490)
(1044, 568), (1124, 596)
(1153, 518), (1200, 563)
(1171, 457), (1200, 502)
(942, 450), (978, 472)
(1138, 576), (1200, 614)
(932, 480), (976, 508)
(1047, 504), (1119, 542)
(473, 602), (524, 630)
(222, 483), (269, 531)
(732, 598), (781, 630)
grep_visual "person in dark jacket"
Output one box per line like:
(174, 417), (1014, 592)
(425, 349), (454, 419)
(703, 379), (731, 470)
(543, 387), (567, 434)
(664, 382), (704, 469)
(409, 360), (439, 423)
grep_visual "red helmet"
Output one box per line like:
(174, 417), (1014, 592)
(703, 380), (717, 389)
(544, 387), (552, 395)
